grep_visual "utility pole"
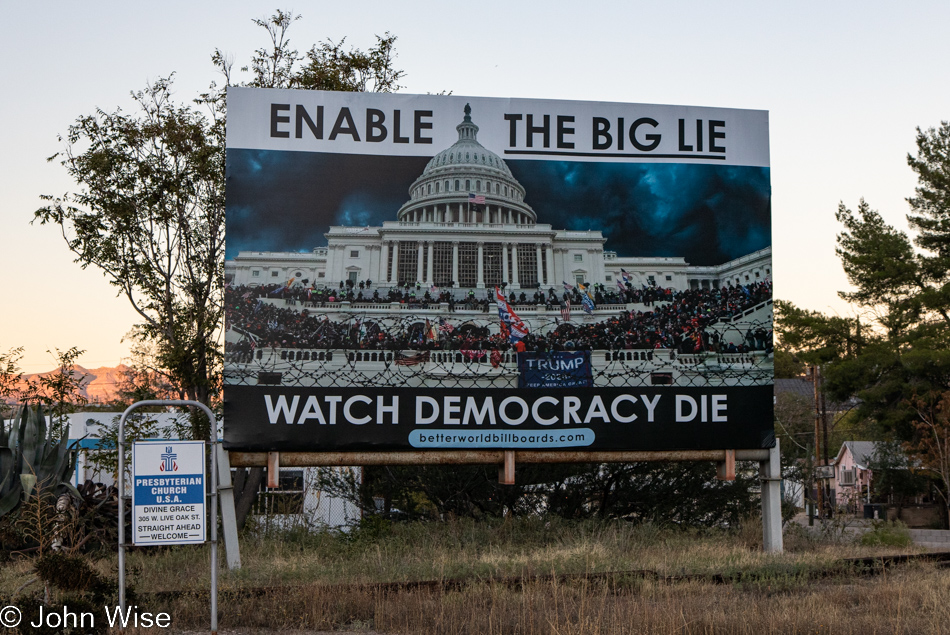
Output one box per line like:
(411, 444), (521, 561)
(821, 378), (832, 518)
(811, 365), (823, 518)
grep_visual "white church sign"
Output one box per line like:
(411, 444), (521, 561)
(132, 441), (206, 545)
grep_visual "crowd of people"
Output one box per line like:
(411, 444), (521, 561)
(225, 280), (772, 358)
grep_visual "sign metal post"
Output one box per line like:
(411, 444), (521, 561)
(118, 400), (225, 634)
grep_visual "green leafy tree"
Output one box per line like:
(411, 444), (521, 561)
(906, 391), (950, 526)
(825, 124), (950, 437)
(777, 121), (950, 518)
(34, 79), (225, 440)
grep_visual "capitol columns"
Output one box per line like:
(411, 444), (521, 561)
(535, 243), (544, 287)
(511, 243), (520, 289)
(502, 242), (510, 285)
(553, 247), (565, 288)
(390, 241), (399, 284)
(451, 241), (459, 288)
(589, 248), (605, 284)
(365, 244), (378, 284)
(425, 240), (434, 285)
(546, 244), (555, 288)
(416, 241), (425, 285)
(380, 242), (389, 283)
(476, 241), (485, 288)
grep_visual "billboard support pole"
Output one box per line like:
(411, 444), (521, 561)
(760, 438), (784, 553)
(267, 451), (280, 488)
(216, 445), (242, 570)
(499, 450), (515, 485)
(716, 450), (736, 481)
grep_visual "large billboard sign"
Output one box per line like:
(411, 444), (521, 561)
(223, 87), (773, 452)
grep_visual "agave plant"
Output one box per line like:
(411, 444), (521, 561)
(0, 404), (80, 517)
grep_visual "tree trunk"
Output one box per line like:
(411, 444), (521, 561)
(232, 467), (265, 530)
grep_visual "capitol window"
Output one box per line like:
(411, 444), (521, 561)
(455, 179), (460, 190)
(252, 270), (260, 277)
(350, 250), (359, 258)
(271, 271), (279, 277)
(574, 254), (583, 262)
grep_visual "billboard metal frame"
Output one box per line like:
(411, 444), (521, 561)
(232, 444), (784, 552)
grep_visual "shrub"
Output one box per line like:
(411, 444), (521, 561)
(858, 520), (912, 548)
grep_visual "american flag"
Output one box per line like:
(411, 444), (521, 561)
(438, 318), (454, 333)
(560, 299), (571, 323)
(617, 278), (626, 292)
(620, 268), (632, 282)
(562, 281), (573, 291)
(394, 351), (430, 366)
(468, 192), (486, 205)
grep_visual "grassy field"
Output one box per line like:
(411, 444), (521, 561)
(3, 516), (949, 633)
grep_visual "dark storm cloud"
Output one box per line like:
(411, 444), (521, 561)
(226, 149), (428, 257)
(506, 161), (771, 265)
(226, 149), (770, 266)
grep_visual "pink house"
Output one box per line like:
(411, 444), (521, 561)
(833, 441), (877, 511)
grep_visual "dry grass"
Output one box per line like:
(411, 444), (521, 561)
(2, 516), (948, 633)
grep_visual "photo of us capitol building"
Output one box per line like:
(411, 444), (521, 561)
(225, 105), (773, 390)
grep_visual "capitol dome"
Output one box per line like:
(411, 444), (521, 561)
(396, 104), (537, 225)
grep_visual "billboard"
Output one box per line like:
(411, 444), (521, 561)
(223, 87), (773, 452)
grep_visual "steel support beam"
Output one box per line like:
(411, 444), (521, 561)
(229, 449), (770, 467)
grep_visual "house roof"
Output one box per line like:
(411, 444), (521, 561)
(773, 377), (860, 411)
(774, 378), (814, 398)
(836, 441), (880, 470)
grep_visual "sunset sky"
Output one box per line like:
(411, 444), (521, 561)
(2, 1), (948, 372)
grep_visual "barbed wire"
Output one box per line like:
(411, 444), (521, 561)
(224, 307), (772, 389)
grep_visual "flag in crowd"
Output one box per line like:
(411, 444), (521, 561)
(617, 278), (626, 292)
(495, 287), (529, 342)
(579, 284), (595, 314)
(395, 351), (430, 366)
(438, 318), (454, 333)
(620, 269), (632, 282)
(560, 299), (571, 323)
(563, 281), (573, 291)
